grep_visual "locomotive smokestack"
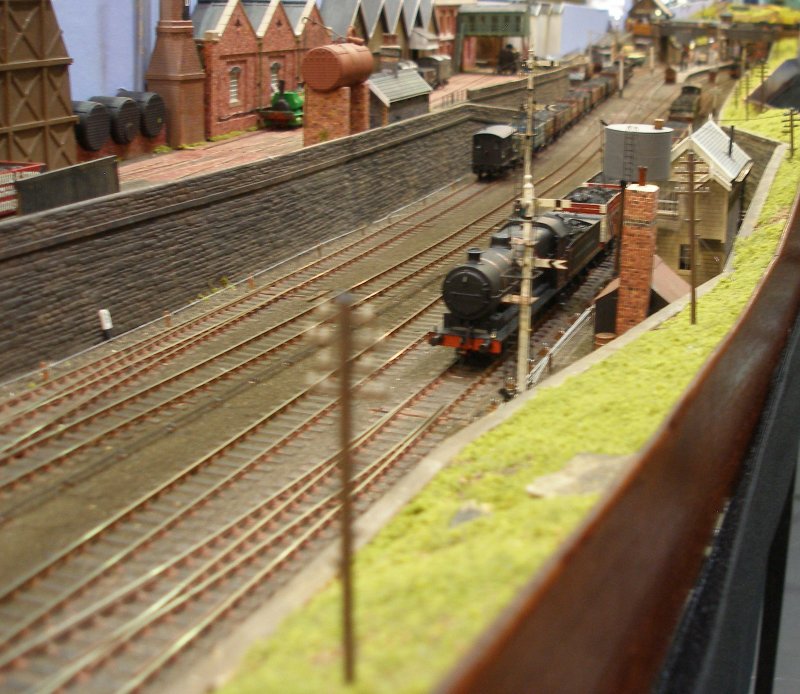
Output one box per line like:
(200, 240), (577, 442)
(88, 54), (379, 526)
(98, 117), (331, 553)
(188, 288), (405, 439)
(468, 248), (482, 263)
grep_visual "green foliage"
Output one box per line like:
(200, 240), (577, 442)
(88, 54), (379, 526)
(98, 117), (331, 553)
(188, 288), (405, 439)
(719, 38), (799, 143)
(178, 141), (208, 150)
(695, 2), (800, 23)
(152, 145), (173, 155)
(217, 43), (800, 693)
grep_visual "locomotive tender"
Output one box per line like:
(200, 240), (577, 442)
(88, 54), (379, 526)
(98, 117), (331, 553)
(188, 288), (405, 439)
(430, 184), (622, 355)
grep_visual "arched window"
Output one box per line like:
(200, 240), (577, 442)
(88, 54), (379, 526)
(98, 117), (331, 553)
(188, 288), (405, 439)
(229, 66), (242, 104)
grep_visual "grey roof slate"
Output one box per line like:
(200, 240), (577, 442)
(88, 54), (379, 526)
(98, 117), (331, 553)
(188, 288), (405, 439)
(689, 118), (752, 183)
(192, 1), (230, 39)
(360, 0), (386, 37)
(368, 69), (432, 107)
(281, 0), (307, 32)
(318, 0), (361, 39)
(419, 0), (433, 29)
(402, 0), (420, 33)
(383, 0), (404, 32)
(242, 0), (272, 34)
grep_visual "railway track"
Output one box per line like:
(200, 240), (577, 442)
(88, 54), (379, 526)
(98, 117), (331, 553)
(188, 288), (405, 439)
(0, 67), (687, 692)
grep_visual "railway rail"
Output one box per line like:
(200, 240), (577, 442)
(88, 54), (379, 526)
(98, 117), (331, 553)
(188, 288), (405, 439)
(0, 66), (697, 691)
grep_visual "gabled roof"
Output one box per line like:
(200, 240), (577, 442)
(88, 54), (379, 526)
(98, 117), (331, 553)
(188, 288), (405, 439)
(242, 0), (278, 37)
(671, 117), (753, 191)
(383, 0), (405, 34)
(419, 0), (434, 29)
(402, 0), (421, 34)
(360, 0), (386, 38)
(193, 1), (242, 39)
(280, 0), (317, 35)
(318, 0), (361, 40)
(368, 69), (432, 107)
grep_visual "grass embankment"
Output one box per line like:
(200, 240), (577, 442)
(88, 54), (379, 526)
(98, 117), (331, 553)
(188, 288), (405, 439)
(697, 2), (800, 24)
(218, 40), (800, 694)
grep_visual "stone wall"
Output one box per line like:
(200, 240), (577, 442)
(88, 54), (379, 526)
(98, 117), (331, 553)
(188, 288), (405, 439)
(0, 104), (509, 381)
(466, 65), (571, 110)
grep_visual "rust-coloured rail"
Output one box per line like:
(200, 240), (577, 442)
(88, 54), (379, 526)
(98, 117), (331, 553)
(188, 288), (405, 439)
(438, 194), (800, 691)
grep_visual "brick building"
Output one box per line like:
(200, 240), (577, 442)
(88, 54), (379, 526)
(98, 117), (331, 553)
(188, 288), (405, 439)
(193, 0), (330, 139)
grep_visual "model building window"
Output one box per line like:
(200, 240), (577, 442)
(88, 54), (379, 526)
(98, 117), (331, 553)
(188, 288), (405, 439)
(679, 244), (691, 270)
(229, 67), (242, 104)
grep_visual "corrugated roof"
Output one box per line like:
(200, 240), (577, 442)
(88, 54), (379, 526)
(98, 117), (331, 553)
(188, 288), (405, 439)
(368, 69), (432, 107)
(672, 117), (753, 191)
(318, 0), (361, 40)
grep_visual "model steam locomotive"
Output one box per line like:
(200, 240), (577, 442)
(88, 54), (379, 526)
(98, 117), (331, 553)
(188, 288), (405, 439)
(429, 184), (622, 355)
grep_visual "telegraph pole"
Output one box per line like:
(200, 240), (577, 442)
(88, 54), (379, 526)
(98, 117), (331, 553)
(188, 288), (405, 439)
(687, 152), (698, 324)
(516, 46), (536, 394)
(784, 108), (797, 158)
(675, 151), (708, 325)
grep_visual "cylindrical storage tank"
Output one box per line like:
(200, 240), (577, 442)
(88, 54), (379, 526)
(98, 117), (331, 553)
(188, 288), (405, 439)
(72, 100), (111, 151)
(89, 96), (140, 144)
(302, 43), (374, 92)
(116, 90), (166, 138)
(603, 123), (673, 182)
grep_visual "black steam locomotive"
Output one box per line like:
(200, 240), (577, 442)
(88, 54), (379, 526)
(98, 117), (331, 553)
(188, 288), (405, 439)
(429, 185), (622, 355)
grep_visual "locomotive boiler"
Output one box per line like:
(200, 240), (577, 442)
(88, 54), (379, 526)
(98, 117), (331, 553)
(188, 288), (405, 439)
(430, 209), (602, 355)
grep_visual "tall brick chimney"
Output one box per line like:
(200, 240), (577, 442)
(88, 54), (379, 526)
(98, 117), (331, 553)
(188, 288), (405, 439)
(145, 0), (206, 147)
(615, 180), (660, 334)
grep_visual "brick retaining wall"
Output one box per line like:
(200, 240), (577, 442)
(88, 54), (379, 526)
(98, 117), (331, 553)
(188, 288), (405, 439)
(0, 104), (514, 381)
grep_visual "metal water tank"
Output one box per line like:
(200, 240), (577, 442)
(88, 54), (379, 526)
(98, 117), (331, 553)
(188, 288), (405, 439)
(117, 90), (166, 138)
(72, 101), (111, 151)
(603, 123), (673, 182)
(302, 43), (374, 92)
(89, 96), (140, 145)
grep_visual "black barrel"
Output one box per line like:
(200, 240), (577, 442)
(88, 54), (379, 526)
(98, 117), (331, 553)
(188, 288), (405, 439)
(72, 100), (111, 151)
(117, 89), (166, 138)
(89, 96), (140, 144)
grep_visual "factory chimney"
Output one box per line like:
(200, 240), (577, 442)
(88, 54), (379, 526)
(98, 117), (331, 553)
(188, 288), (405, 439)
(145, 0), (206, 147)
(615, 176), (660, 334)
